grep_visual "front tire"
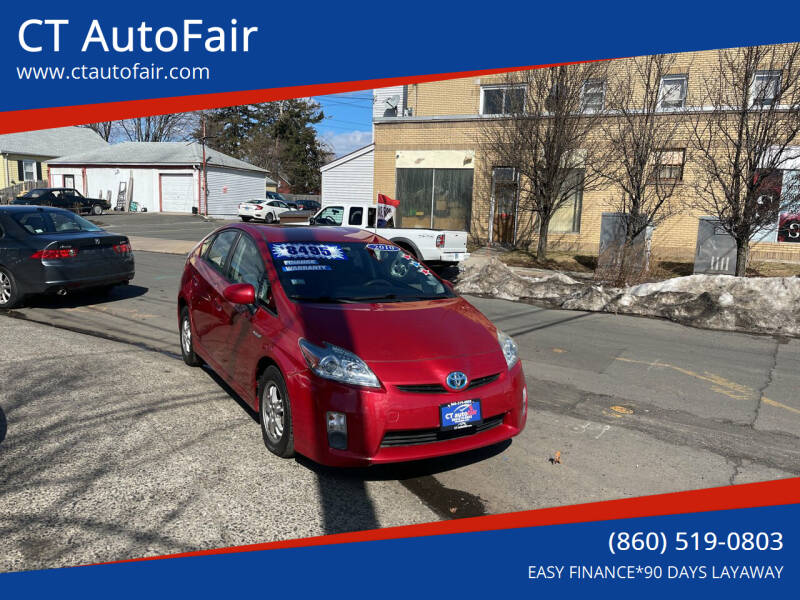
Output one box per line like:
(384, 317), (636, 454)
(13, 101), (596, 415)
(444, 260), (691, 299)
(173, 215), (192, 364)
(258, 366), (295, 458)
(179, 306), (202, 366)
(0, 268), (20, 309)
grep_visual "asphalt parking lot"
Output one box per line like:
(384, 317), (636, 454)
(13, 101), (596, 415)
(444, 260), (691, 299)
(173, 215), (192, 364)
(93, 212), (236, 242)
(1, 223), (799, 572)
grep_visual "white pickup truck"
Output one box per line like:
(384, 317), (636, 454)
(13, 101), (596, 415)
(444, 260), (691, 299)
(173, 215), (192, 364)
(301, 202), (470, 265)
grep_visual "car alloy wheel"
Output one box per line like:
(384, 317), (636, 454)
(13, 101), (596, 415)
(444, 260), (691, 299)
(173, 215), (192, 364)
(262, 383), (284, 443)
(0, 271), (13, 306)
(181, 316), (192, 355)
(266, 212), (275, 224)
(258, 366), (294, 457)
(92, 204), (103, 216)
(179, 307), (201, 366)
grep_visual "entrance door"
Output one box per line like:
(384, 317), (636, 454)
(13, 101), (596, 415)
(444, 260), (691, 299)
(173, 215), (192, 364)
(492, 167), (518, 245)
(63, 174), (75, 188)
(160, 174), (194, 213)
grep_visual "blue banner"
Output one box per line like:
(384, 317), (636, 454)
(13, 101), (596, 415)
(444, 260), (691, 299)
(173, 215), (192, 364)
(3, 1), (800, 113)
(1, 503), (796, 598)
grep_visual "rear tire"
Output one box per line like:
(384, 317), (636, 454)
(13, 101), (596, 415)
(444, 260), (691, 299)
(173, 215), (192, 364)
(0, 268), (20, 309)
(258, 366), (295, 458)
(265, 212), (276, 224)
(241, 216), (252, 222)
(179, 306), (202, 366)
(92, 204), (103, 216)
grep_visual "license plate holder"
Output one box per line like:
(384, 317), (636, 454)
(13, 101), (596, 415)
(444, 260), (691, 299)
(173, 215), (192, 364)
(439, 399), (482, 431)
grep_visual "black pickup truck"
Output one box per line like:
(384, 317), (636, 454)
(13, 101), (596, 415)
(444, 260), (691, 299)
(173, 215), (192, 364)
(13, 188), (111, 216)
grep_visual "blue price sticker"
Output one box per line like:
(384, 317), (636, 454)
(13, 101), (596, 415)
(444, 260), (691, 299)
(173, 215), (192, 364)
(270, 243), (346, 260)
(366, 243), (400, 251)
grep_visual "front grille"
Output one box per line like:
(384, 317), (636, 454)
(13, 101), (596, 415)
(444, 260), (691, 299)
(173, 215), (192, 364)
(395, 373), (500, 394)
(380, 413), (507, 447)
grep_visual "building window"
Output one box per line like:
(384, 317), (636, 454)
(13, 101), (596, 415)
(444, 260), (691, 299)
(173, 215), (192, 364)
(396, 168), (473, 231)
(655, 149), (685, 182)
(549, 169), (584, 233)
(22, 160), (36, 181)
(751, 71), (781, 107)
(658, 74), (688, 109)
(481, 85), (526, 115)
(581, 79), (605, 112)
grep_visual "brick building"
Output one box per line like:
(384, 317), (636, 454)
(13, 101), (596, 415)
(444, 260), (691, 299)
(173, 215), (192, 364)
(372, 45), (800, 261)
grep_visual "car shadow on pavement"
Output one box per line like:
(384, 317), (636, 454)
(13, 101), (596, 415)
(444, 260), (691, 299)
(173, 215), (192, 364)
(0, 404), (6, 446)
(22, 285), (149, 309)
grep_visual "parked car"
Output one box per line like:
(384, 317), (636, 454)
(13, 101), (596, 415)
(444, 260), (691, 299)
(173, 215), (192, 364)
(307, 202), (469, 265)
(266, 191), (288, 202)
(178, 224), (526, 467)
(239, 199), (296, 223)
(294, 199), (321, 212)
(13, 188), (111, 216)
(0, 206), (135, 309)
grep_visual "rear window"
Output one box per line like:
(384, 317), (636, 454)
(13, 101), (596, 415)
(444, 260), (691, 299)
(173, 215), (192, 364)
(269, 241), (453, 303)
(10, 210), (102, 235)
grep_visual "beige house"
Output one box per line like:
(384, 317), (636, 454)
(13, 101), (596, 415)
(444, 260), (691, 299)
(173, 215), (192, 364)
(373, 45), (800, 262)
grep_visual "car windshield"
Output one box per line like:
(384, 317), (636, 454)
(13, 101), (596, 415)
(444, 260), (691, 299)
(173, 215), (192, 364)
(11, 210), (103, 235)
(269, 241), (453, 303)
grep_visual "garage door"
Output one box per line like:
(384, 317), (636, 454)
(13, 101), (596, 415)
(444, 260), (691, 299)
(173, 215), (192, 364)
(160, 174), (195, 213)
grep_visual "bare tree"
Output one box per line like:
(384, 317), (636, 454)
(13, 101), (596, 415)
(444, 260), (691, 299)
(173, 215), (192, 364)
(689, 44), (800, 275)
(480, 62), (609, 259)
(119, 113), (195, 142)
(595, 54), (687, 282)
(80, 122), (114, 142)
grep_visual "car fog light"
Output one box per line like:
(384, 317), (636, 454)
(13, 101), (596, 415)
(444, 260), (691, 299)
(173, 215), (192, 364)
(522, 386), (528, 416)
(327, 411), (347, 450)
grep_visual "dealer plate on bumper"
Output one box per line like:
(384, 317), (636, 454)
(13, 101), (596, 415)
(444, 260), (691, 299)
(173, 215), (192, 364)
(440, 399), (482, 431)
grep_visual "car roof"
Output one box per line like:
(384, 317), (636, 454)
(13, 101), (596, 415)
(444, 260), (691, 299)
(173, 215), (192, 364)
(0, 205), (72, 213)
(232, 224), (378, 244)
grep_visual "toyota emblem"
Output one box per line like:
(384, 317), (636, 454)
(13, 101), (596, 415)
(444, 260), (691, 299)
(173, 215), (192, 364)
(446, 371), (468, 391)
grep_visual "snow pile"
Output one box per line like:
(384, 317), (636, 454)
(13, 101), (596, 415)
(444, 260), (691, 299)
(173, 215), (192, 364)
(457, 258), (800, 336)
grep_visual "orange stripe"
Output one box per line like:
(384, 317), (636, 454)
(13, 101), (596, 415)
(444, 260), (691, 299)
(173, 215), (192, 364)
(0, 59), (612, 134)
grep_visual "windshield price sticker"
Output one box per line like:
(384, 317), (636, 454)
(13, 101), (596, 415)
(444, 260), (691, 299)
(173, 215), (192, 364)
(366, 243), (400, 251)
(270, 243), (346, 260)
(281, 265), (332, 272)
(283, 259), (318, 266)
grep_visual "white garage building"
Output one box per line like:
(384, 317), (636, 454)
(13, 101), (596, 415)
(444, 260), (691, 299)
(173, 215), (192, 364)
(320, 143), (374, 206)
(48, 142), (273, 217)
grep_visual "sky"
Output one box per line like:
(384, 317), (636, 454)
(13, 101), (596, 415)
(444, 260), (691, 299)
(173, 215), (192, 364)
(311, 91), (373, 158)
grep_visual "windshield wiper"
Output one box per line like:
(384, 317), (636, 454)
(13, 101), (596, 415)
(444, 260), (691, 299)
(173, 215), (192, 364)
(289, 295), (359, 304)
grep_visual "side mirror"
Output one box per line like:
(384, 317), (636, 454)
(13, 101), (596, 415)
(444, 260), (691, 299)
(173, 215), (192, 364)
(223, 283), (255, 305)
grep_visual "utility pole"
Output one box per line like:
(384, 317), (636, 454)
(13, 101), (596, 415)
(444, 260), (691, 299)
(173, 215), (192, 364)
(201, 114), (209, 217)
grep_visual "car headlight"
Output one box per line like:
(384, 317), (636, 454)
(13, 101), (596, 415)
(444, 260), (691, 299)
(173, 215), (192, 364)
(299, 339), (380, 388)
(497, 329), (519, 369)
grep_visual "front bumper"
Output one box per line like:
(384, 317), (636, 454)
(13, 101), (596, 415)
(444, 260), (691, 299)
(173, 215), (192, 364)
(288, 361), (526, 467)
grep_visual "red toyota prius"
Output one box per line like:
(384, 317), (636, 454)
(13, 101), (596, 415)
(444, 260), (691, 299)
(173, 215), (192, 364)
(178, 224), (527, 467)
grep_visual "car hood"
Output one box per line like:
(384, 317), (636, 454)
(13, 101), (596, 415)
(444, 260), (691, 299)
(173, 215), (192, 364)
(290, 297), (502, 362)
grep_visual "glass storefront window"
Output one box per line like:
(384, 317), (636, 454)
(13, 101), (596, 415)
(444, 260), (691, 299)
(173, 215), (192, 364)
(396, 168), (473, 231)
